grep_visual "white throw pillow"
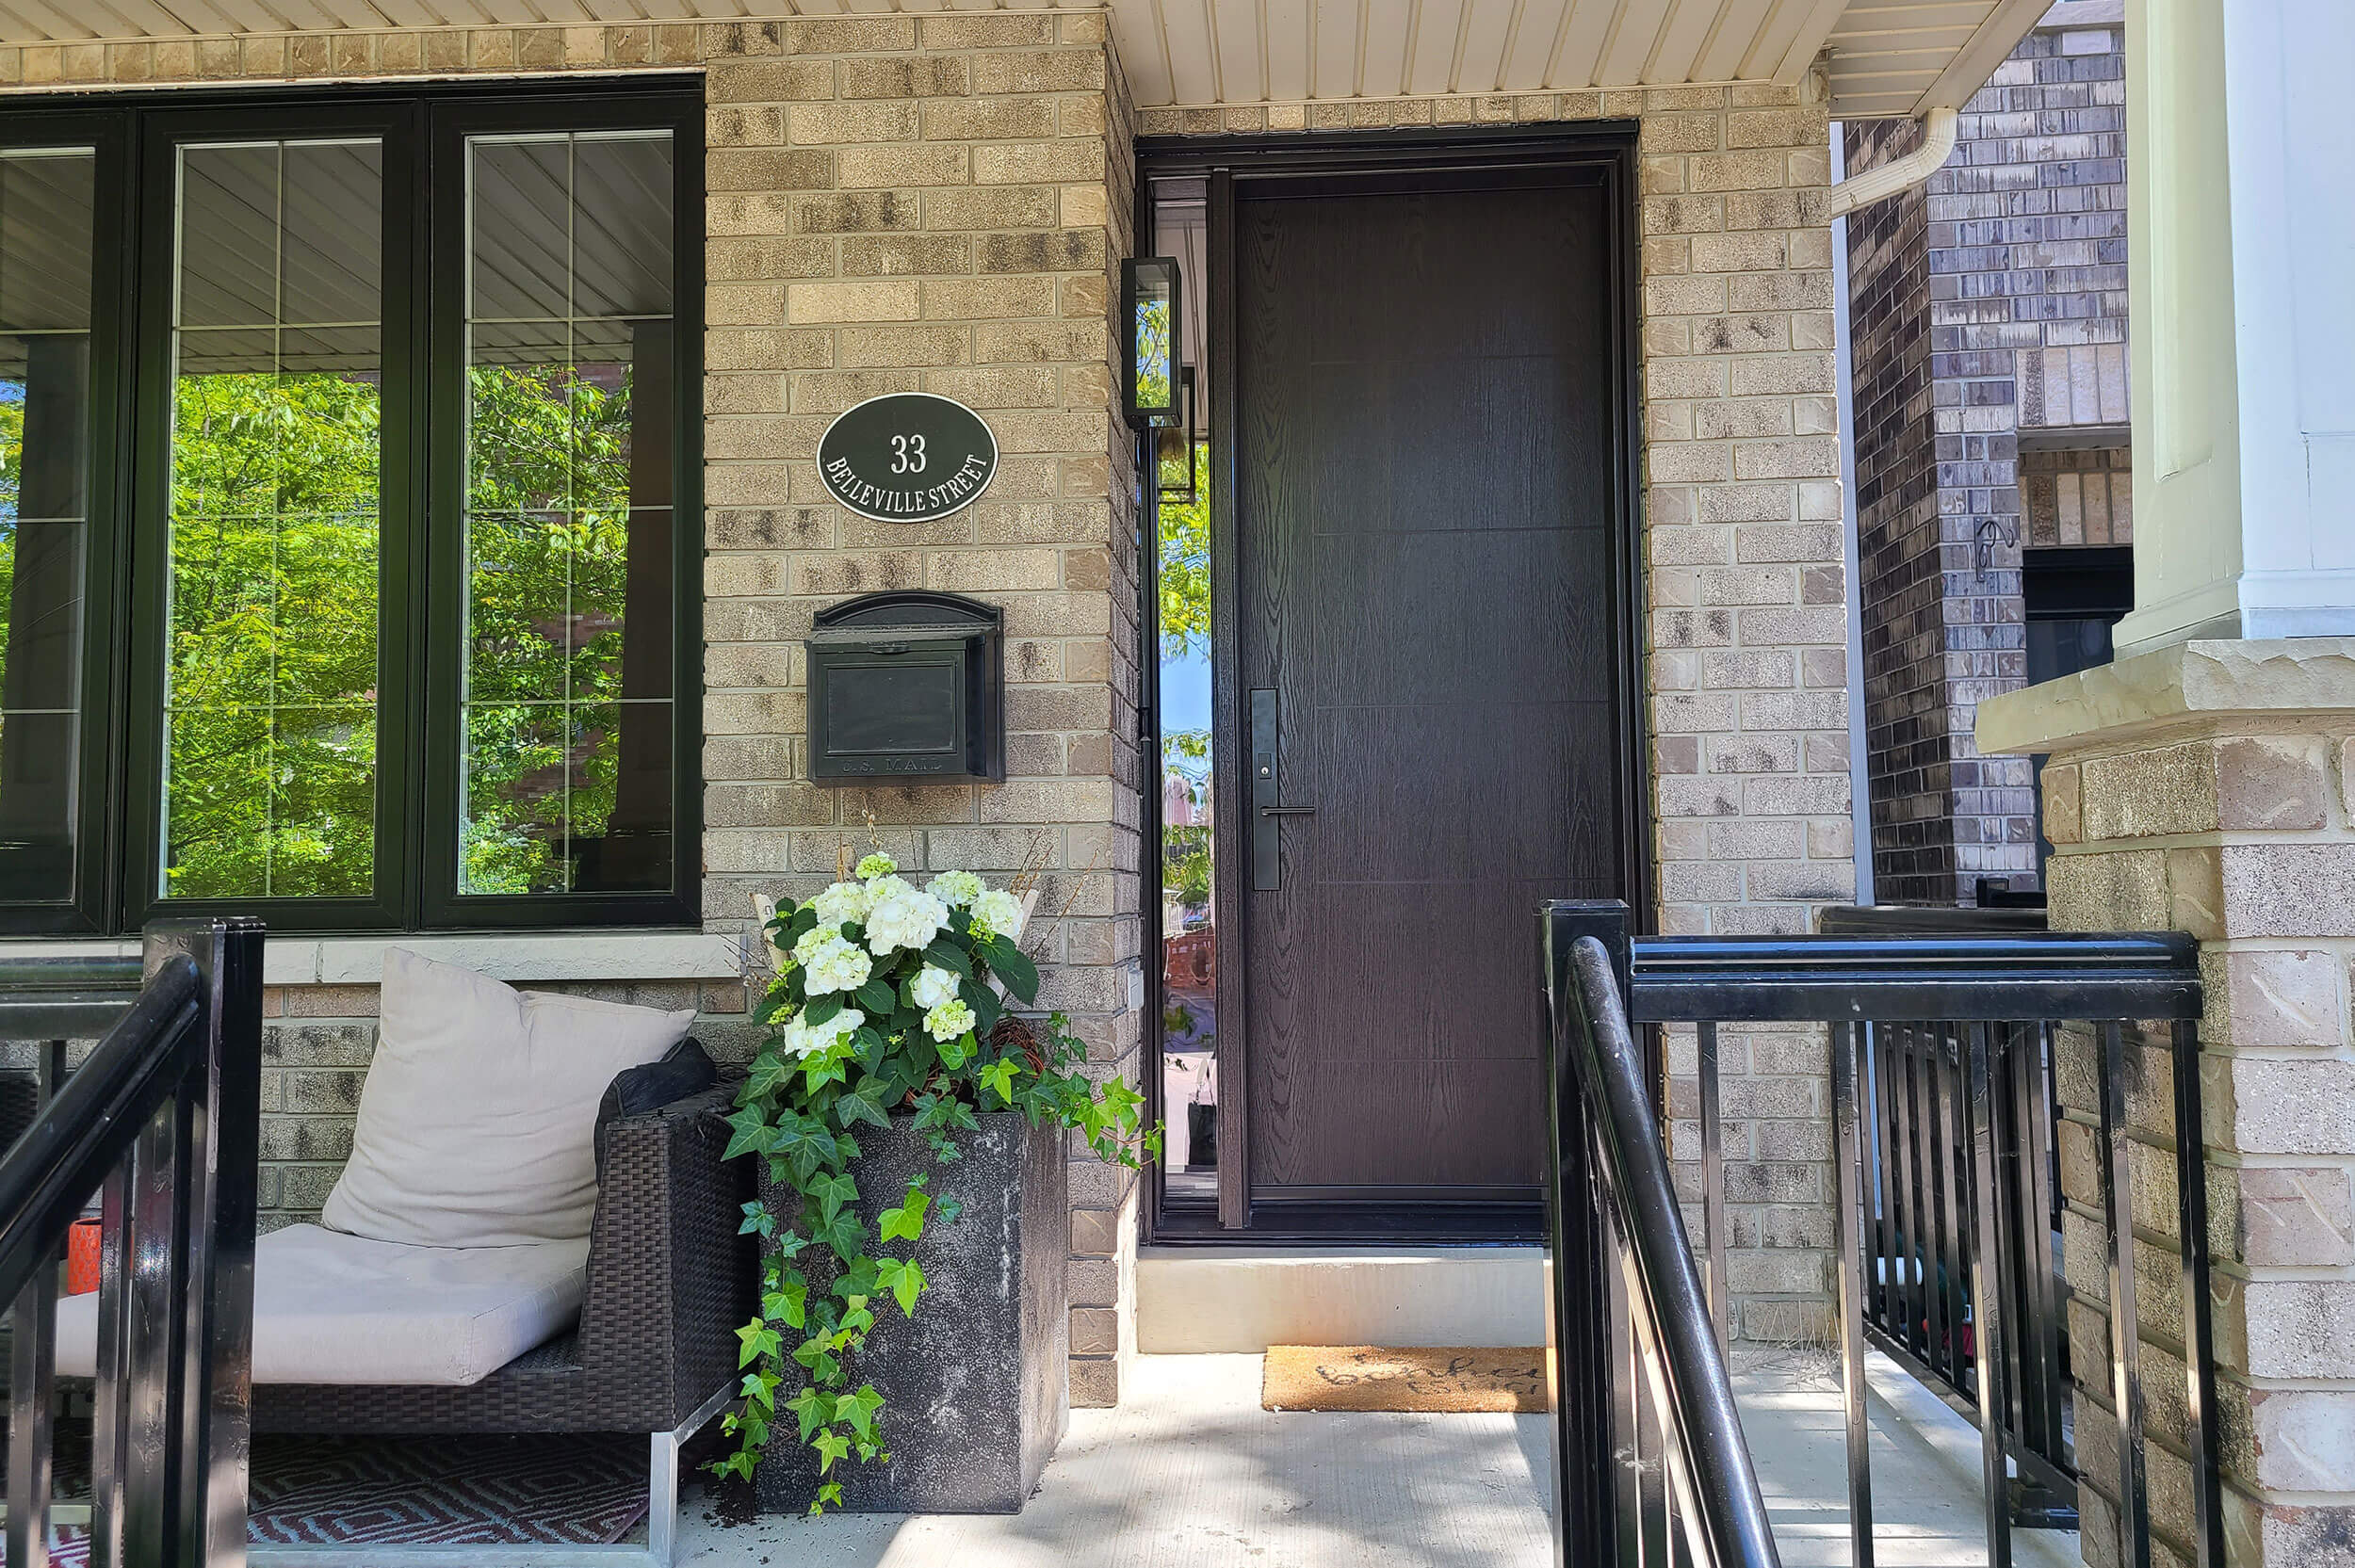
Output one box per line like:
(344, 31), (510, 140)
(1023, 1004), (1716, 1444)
(322, 949), (693, 1249)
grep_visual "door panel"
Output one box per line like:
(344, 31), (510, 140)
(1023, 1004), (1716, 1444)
(1234, 169), (1622, 1216)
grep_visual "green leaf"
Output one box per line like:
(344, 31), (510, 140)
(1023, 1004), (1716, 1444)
(921, 940), (972, 981)
(735, 1319), (782, 1368)
(977, 1058), (1019, 1107)
(804, 993), (842, 1026)
(812, 1429), (852, 1474)
(855, 977), (897, 1014)
(985, 939), (1039, 1003)
(835, 1385), (885, 1444)
(874, 1256), (927, 1317)
(878, 1185), (930, 1243)
(835, 1083), (890, 1131)
(767, 1278), (808, 1329)
(722, 1106), (777, 1162)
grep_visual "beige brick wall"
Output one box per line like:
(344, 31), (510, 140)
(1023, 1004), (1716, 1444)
(1990, 639), (2355, 1568)
(17, 13), (1149, 1407)
(1140, 77), (1854, 1340)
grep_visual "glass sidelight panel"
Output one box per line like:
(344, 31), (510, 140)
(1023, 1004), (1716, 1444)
(162, 139), (383, 900)
(461, 130), (674, 897)
(1147, 176), (1218, 1204)
(0, 146), (97, 905)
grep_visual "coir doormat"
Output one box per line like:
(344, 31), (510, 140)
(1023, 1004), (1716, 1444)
(1262, 1345), (1553, 1413)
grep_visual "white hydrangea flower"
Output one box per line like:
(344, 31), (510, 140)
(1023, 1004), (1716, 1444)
(925, 869), (983, 907)
(909, 964), (961, 1010)
(865, 886), (950, 957)
(809, 880), (871, 930)
(968, 888), (1025, 941)
(795, 931), (872, 995)
(923, 998), (977, 1043)
(855, 851), (899, 881)
(780, 1008), (864, 1059)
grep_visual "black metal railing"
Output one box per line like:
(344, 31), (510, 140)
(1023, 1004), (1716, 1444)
(1816, 902), (2073, 1524)
(0, 918), (263, 1568)
(1546, 898), (2222, 1568)
(1544, 906), (1782, 1568)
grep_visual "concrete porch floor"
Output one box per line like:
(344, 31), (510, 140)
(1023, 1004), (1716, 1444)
(674, 1350), (2078, 1567)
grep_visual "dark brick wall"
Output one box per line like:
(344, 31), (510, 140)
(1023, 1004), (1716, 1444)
(1847, 6), (2128, 905)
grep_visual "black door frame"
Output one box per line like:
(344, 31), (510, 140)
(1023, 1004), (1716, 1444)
(1134, 124), (1650, 1243)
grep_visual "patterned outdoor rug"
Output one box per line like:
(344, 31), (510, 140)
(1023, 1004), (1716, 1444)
(44, 1433), (648, 1560)
(1262, 1345), (1554, 1413)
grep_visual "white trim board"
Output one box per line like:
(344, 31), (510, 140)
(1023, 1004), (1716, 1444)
(0, 930), (748, 986)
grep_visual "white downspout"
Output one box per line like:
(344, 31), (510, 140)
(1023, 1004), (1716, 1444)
(1829, 123), (1875, 908)
(1826, 107), (1959, 218)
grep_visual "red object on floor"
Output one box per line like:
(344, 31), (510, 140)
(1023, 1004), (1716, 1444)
(65, 1217), (101, 1295)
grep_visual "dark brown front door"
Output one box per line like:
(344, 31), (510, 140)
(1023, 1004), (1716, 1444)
(1230, 164), (1627, 1227)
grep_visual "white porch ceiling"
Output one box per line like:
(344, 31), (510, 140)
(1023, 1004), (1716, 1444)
(0, 0), (2055, 120)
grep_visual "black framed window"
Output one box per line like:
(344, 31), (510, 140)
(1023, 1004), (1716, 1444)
(0, 84), (701, 935)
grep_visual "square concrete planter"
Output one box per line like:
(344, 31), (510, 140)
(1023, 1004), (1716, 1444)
(754, 1108), (1069, 1515)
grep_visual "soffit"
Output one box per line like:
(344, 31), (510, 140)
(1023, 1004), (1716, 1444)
(0, 0), (2053, 119)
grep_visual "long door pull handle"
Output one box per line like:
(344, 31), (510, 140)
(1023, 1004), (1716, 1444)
(1259, 806), (1317, 816)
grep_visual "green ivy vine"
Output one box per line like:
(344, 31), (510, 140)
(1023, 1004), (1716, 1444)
(711, 854), (1159, 1511)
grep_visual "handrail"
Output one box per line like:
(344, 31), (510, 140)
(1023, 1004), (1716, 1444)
(0, 955), (203, 1308)
(1561, 934), (1782, 1568)
(0, 918), (263, 1568)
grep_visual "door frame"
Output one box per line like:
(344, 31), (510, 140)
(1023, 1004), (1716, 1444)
(1134, 124), (1652, 1242)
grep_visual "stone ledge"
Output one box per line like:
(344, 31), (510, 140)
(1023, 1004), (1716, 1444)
(1978, 638), (2355, 758)
(0, 930), (746, 986)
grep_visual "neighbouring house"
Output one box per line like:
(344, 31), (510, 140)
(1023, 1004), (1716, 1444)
(1844, 0), (2131, 907)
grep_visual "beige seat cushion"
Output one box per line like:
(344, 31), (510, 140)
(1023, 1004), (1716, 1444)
(56, 1223), (589, 1386)
(321, 948), (692, 1249)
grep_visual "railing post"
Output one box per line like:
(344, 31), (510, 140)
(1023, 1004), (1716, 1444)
(141, 917), (263, 1568)
(1966, 1022), (2015, 1568)
(1543, 899), (1630, 1568)
(1828, 1020), (1875, 1568)
(7, 1039), (67, 1568)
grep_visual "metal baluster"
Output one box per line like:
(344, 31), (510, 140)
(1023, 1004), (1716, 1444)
(1603, 1134), (1645, 1568)
(2097, 1021), (2149, 1568)
(1878, 1026), (1907, 1342)
(1921, 1027), (1949, 1385)
(88, 1161), (130, 1568)
(2170, 1019), (2223, 1568)
(1939, 1028), (1972, 1396)
(1867, 1024), (1893, 1340)
(1892, 1024), (1924, 1357)
(1697, 1021), (1729, 1351)
(1965, 1022), (2014, 1568)
(8, 1039), (68, 1568)
(119, 1097), (187, 1566)
(1829, 1021), (1875, 1568)
(2015, 1023), (2065, 1476)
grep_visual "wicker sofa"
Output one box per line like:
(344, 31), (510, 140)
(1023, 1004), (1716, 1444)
(250, 1076), (755, 1562)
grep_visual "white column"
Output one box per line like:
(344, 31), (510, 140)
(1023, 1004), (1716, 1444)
(2114, 0), (2355, 655)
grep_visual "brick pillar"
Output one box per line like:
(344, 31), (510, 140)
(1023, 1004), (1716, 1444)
(1980, 638), (2355, 1568)
(701, 13), (1144, 1407)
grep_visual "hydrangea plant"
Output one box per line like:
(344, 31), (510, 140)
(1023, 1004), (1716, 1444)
(714, 853), (1158, 1510)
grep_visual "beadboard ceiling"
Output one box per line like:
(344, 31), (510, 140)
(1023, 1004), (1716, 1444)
(0, 0), (2062, 119)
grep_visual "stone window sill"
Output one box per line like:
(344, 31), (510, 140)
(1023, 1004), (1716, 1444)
(0, 930), (748, 987)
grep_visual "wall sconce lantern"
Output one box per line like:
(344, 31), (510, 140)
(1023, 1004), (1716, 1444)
(1122, 256), (1182, 429)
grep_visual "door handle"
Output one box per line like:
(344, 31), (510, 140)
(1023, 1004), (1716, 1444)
(1251, 687), (1287, 892)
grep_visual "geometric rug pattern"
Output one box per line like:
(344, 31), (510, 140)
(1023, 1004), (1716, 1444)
(46, 1433), (648, 1561)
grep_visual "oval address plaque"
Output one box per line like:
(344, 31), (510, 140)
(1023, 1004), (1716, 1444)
(817, 392), (999, 525)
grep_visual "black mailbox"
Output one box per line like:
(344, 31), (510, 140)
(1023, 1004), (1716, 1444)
(806, 591), (1004, 785)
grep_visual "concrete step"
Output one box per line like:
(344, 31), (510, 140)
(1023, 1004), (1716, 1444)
(1136, 1245), (1550, 1353)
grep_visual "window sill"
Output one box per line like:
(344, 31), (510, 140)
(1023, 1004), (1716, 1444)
(0, 929), (748, 987)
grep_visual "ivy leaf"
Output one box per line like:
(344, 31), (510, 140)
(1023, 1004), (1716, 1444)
(977, 1058), (1019, 1107)
(935, 1030), (975, 1071)
(738, 1200), (777, 1239)
(835, 1385), (885, 1445)
(735, 1318), (782, 1369)
(814, 1481), (843, 1513)
(835, 1083), (890, 1130)
(878, 1186), (930, 1243)
(935, 1196), (963, 1224)
(740, 1368), (784, 1411)
(786, 1386), (829, 1443)
(766, 1278), (808, 1330)
(722, 1106), (777, 1162)
(874, 1256), (927, 1317)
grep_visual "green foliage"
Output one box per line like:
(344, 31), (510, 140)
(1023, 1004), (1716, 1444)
(1157, 442), (1210, 660)
(118, 355), (646, 899)
(716, 862), (1160, 1511)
